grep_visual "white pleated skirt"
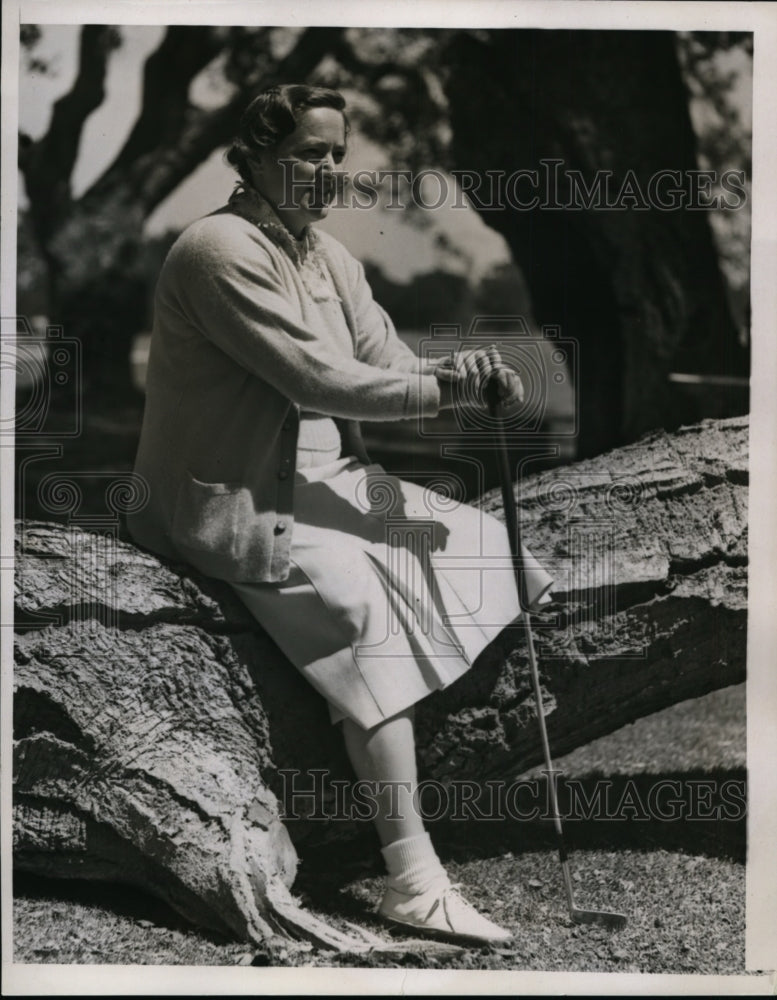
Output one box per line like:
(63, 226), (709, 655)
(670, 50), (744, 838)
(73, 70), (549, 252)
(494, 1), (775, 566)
(232, 455), (553, 730)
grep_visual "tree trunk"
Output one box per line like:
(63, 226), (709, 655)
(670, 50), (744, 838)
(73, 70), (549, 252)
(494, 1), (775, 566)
(13, 416), (747, 948)
(47, 198), (149, 406)
(443, 30), (749, 458)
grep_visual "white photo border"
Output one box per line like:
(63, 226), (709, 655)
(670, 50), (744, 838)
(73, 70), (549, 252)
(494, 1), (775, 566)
(2, 1), (775, 995)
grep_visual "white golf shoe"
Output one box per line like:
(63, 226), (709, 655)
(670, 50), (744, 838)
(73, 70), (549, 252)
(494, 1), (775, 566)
(377, 876), (513, 945)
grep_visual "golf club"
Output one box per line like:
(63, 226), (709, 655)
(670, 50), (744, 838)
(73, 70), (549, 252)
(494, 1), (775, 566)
(486, 376), (628, 930)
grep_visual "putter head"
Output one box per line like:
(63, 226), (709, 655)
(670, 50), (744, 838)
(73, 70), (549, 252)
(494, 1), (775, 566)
(570, 907), (628, 929)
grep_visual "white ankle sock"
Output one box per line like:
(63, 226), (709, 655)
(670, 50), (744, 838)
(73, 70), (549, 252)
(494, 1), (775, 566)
(381, 832), (449, 894)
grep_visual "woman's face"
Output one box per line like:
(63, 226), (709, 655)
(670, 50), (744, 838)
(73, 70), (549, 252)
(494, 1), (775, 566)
(249, 107), (346, 237)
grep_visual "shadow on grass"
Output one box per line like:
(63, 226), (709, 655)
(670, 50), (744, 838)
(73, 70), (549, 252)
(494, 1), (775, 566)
(12, 872), (237, 945)
(431, 767), (747, 862)
(12, 765), (745, 947)
(293, 766), (745, 925)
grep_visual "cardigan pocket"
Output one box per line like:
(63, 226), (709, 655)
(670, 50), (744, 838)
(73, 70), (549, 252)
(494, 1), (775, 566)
(171, 473), (251, 575)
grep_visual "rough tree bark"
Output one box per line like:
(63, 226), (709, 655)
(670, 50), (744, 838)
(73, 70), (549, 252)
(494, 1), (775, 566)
(13, 416), (747, 949)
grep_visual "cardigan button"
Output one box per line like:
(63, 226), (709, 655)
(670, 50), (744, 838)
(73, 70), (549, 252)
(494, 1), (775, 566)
(274, 520), (287, 534)
(278, 470), (288, 480)
(282, 420), (293, 432)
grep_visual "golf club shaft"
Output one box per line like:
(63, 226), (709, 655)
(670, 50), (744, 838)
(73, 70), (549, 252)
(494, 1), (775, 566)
(492, 410), (529, 609)
(486, 379), (627, 928)
(521, 608), (576, 913)
(486, 381), (576, 913)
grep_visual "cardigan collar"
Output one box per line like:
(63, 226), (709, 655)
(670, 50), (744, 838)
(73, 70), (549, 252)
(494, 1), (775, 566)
(227, 183), (340, 304)
(227, 183), (320, 267)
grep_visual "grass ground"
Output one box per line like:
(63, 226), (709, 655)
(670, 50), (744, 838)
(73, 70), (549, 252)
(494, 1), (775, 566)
(12, 683), (746, 975)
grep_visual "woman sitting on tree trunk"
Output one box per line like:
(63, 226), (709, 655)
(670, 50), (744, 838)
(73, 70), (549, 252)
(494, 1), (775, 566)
(128, 84), (553, 945)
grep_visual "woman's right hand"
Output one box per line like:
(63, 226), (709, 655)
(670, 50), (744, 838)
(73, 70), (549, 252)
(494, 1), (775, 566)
(435, 346), (524, 412)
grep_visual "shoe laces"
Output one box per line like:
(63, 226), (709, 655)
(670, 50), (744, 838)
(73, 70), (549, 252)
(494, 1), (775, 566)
(424, 881), (464, 928)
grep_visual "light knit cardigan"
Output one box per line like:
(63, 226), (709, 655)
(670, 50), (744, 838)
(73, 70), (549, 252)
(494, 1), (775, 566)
(127, 187), (442, 583)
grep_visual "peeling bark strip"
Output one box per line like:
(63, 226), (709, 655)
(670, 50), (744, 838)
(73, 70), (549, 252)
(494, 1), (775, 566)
(13, 416), (747, 947)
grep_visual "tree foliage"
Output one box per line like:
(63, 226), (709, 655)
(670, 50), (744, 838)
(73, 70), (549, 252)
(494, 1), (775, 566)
(17, 25), (750, 451)
(675, 31), (752, 331)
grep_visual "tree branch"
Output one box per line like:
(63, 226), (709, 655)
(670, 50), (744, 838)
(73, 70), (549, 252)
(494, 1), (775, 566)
(89, 26), (228, 192)
(20, 25), (118, 197)
(326, 30), (451, 167)
(84, 26), (346, 216)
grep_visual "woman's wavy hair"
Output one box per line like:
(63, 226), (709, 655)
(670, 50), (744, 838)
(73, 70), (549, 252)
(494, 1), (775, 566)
(226, 84), (348, 183)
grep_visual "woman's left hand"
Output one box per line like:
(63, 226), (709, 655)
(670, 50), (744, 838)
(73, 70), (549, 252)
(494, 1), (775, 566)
(434, 345), (524, 410)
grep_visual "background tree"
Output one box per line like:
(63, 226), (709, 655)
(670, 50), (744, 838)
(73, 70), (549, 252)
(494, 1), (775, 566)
(439, 29), (750, 454)
(18, 25), (342, 406)
(17, 25), (750, 456)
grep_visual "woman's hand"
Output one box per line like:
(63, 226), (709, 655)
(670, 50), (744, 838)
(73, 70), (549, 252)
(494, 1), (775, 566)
(435, 345), (524, 411)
